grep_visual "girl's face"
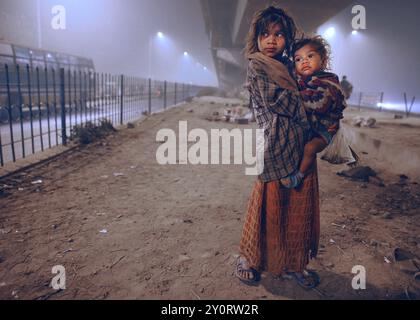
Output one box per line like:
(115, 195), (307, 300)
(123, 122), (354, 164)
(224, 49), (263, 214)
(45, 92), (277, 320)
(294, 44), (324, 77)
(257, 23), (286, 58)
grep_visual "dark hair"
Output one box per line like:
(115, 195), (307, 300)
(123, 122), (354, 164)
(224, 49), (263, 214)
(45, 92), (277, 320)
(245, 6), (299, 58)
(292, 36), (332, 70)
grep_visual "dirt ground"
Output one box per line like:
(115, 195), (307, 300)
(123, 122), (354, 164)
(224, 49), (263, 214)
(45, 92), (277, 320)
(0, 98), (420, 300)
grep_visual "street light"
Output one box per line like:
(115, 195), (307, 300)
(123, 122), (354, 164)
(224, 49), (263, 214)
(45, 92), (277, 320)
(148, 35), (209, 84)
(324, 27), (336, 39)
(149, 31), (165, 78)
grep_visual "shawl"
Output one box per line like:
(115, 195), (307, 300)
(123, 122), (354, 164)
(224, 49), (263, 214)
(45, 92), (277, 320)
(247, 52), (298, 92)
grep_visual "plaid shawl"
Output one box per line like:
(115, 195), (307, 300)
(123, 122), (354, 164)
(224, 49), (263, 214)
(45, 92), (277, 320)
(246, 53), (310, 181)
(297, 71), (347, 144)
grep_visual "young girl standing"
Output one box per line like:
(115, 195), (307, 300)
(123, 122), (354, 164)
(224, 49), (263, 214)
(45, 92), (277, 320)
(236, 6), (320, 289)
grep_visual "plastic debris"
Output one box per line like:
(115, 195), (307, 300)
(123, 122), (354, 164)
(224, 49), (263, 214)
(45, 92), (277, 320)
(178, 254), (192, 262)
(113, 173), (124, 177)
(384, 257), (391, 264)
(352, 116), (364, 127)
(363, 117), (377, 128)
(331, 223), (346, 229)
(351, 116), (377, 128)
(99, 229), (108, 234)
(31, 180), (43, 184)
(201, 252), (212, 259)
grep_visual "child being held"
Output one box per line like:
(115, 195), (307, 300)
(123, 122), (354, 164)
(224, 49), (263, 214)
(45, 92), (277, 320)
(280, 36), (347, 188)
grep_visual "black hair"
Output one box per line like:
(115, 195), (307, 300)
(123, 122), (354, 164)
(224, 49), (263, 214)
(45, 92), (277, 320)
(292, 35), (332, 70)
(245, 6), (299, 58)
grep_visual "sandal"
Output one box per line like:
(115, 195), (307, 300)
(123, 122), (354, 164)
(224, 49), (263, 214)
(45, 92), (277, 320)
(286, 270), (320, 290)
(235, 257), (260, 286)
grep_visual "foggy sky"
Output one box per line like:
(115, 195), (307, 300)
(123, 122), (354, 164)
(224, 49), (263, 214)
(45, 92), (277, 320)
(0, 0), (218, 86)
(317, 0), (420, 112)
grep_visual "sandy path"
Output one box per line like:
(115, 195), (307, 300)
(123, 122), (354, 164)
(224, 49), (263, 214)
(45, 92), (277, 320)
(0, 99), (419, 300)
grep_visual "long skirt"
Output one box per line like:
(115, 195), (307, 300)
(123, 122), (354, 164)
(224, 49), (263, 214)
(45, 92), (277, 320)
(239, 162), (320, 276)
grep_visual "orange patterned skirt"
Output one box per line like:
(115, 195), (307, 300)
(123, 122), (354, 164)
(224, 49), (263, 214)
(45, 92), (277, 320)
(239, 162), (320, 276)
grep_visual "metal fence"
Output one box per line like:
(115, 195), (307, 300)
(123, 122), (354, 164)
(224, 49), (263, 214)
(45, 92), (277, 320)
(347, 91), (418, 116)
(347, 91), (383, 109)
(0, 64), (203, 166)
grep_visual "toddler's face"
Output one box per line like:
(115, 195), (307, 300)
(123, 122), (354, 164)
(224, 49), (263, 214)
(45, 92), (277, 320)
(294, 44), (324, 77)
(257, 23), (286, 58)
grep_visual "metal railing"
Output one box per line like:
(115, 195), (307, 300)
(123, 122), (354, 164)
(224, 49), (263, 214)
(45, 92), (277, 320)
(0, 64), (203, 166)
(347, 91), (418, 116)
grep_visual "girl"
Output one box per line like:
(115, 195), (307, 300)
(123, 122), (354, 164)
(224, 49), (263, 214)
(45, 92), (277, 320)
(236, 6), (320, 289)
(290, 36), (347, 186)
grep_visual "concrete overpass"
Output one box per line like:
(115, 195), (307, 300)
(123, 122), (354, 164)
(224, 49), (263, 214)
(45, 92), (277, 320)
(200, 0), (354, 90)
